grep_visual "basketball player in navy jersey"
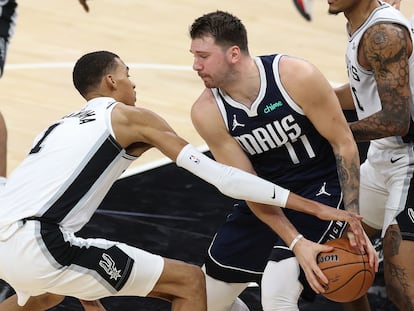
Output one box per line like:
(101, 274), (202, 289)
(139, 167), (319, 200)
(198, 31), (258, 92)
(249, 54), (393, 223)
(189, 10), (378, 311)
(330, 1), (414, 310)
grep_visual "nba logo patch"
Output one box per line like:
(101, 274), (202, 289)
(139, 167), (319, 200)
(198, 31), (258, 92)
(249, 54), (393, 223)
(189, 154), (200, 164)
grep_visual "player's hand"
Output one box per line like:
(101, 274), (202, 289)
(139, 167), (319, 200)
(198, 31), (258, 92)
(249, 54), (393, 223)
(314, 203), (363, 223)
(346, 230), (379, 273)
(78, 0), (90, 12)
(340, 211), (367, 251)
(79, 299), (107, 311)
(293, 237), (333, 294)
(315, 205), (368, 250)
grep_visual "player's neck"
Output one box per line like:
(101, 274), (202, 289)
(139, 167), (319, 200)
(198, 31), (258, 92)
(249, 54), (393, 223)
(345, 0), (380, 35)
(220, 58), (260, 108)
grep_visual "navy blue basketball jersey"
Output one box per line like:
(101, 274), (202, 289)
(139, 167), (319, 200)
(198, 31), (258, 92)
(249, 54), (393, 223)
(212, 54), (339, 193)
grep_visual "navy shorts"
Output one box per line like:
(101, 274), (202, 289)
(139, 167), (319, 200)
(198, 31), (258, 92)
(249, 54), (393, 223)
(205, 180), (346, 287)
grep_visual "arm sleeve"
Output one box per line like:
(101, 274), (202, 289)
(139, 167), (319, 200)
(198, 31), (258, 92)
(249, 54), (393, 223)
(176, 144), (290, 207)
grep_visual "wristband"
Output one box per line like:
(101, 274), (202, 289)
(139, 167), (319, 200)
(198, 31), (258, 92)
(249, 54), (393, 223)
(289, 234), (303, 251)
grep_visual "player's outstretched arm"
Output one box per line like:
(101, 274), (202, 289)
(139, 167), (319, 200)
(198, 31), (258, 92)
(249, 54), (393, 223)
(176, 144), (364, 224)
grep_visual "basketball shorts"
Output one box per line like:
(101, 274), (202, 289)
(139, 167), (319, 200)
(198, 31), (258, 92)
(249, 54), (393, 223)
(359, 143), (414, 240)
(205, 179), (346, 285)
(0, 219), (164, 306)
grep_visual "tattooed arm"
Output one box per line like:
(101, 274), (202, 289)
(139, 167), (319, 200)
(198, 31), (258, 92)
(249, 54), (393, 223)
(350, 23), (412, 142)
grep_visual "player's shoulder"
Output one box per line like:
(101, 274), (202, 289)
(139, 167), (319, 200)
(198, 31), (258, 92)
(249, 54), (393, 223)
(362, 21), (411, 51)
(279, 55), (318, 83)
(192, 88), (216, 111)
(111, 101), (157, 128)
(191, 89), (222, 126)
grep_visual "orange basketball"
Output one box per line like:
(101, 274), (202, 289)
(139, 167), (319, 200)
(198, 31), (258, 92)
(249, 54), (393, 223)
(316, 237), (375, 302)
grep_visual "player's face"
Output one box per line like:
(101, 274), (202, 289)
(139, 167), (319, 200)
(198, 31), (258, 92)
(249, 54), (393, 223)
(327, 0), (359, 15)
(190, 35), (232, 88)
(111, 58), (136, 106)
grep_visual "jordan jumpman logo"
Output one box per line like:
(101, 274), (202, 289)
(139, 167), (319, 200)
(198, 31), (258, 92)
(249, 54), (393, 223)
(316, 182), (331, 196)
(232, 115), (245, 131)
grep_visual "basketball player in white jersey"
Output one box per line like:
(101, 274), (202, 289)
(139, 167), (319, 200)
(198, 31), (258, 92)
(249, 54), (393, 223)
(0, 50), (368, 311)
(0, 3), (102, 309)
(330, 1), (414, 310)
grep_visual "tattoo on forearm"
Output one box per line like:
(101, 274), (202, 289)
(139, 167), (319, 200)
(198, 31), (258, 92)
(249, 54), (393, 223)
(351, 24), (411, 142)
(336, 154), (359, 213)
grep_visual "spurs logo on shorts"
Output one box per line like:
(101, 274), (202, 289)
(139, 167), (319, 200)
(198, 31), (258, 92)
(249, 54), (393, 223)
(99, 253), (122, 281)
(408, 208), (414, 224)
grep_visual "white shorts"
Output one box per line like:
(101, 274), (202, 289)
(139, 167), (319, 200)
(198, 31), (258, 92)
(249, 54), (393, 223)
(0, 220), (164, 306)
(359, 143), (414, 237)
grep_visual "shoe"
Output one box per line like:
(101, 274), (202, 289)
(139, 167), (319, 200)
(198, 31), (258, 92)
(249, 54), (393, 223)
(293, 0), (313, 21)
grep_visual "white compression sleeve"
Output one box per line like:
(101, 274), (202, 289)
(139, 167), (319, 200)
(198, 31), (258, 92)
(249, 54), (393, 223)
(176, 144), (290, 207)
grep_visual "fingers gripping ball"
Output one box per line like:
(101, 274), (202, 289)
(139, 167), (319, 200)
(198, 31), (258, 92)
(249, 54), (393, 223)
(316, 238), (375, 302)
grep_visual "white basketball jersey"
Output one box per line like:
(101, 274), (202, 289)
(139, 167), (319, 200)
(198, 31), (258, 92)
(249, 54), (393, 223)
(346, 2), (414, 149)
(0, 97), (137, 239)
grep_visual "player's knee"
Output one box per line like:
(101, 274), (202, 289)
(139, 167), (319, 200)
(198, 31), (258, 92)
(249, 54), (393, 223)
(229, 298), (250, 311)
(262, 295), (299, 311)
(203, 271), (251, 311)
(31, 293), (65, 309)
(261, 259), (301, 311)
(182, 264), (206, 299)
(262, 283), (299, 311)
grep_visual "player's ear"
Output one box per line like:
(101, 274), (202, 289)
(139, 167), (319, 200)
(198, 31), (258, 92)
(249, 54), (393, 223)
(228, 45), (241, 64)
(105, 74), (116, 88)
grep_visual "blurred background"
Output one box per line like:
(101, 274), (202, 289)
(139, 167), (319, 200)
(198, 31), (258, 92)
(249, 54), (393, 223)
(0, 1), (413, 310)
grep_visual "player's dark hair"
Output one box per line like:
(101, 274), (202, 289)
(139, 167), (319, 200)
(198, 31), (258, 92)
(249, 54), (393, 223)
(189, 10), (249, 54)
(73, 50), (119, 97)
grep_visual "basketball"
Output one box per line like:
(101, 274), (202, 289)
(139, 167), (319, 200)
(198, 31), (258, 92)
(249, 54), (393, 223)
(316, 237), (375, 303)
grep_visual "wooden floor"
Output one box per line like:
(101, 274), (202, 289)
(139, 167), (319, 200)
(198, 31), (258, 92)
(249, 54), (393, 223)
(1, 0), (413, 174)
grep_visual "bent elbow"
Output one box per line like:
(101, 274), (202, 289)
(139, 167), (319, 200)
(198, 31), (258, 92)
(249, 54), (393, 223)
(397, 117), (411, 136)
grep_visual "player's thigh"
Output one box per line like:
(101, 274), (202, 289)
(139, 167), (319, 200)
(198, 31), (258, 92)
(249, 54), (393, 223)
(359, 162), (387, 231)
(261, 257), (303, 310)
